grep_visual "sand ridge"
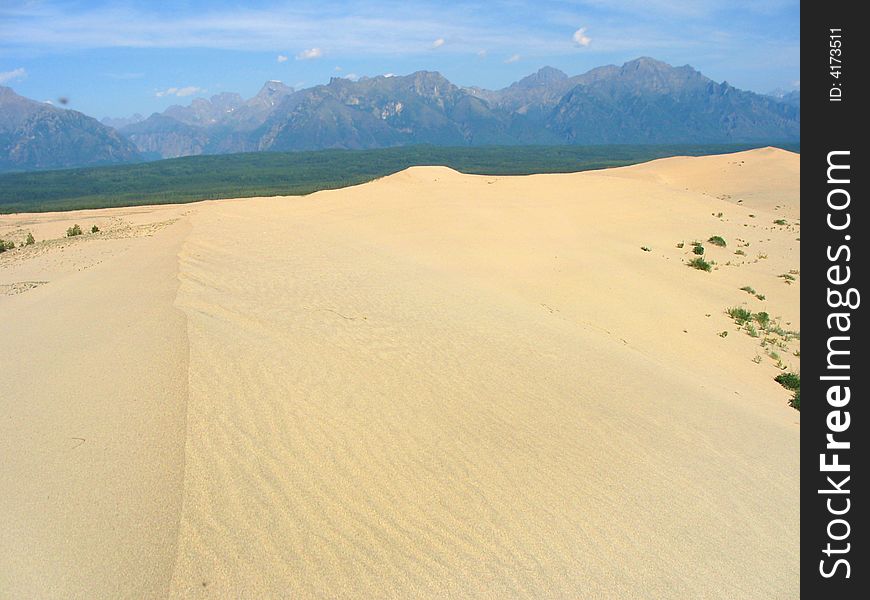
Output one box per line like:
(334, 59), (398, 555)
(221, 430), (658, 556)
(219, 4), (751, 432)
(1, 148), (799, 598)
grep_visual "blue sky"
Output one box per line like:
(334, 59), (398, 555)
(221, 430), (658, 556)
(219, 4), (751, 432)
(1, 0), (799, 119)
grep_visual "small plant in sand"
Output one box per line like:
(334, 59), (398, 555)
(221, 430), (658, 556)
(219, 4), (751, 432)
(727, 307), (752, 325)
(692, 244), (705, 256)
(773, 219), (788, 226)
(641, 246), (651, 252)
(676, 241), (685, 249)
(775, 372), (800, 411)
(775, 372), (800, 391)
(687, 257), (712, 272)
(67, 224), (83, 237)
(25, 232), (35, 245)
(91, 225), (100, 233)
(790, 388), (800, 411)
(0, 239), (15, 253)
(734, 249), (746, 256)
(740, 285), (756, 295)
(754, 311), (771, 329)
(707, 235), (727, 247)
(769, 323), (800, 341)
(755, 293), (765, 301)
(779, 273), (796, 284)
(718, 331), (728, 338)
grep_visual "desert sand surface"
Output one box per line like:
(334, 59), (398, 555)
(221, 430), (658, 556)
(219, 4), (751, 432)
(1, 148), (799, 599)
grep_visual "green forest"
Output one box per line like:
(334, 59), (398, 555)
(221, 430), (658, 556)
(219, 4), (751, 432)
(0, 143), (799, 213)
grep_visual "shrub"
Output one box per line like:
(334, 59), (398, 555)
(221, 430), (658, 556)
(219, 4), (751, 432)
(687, 257), (712, 272)
(775, 372), (801, 391)
(707, 235), (727, 247)
(754, 311), (770, 329)
(755, 294), (766, 301)
(91, 225), (100, 233)
(727, 307), (752, 324)
(775, 373), (800, 411)
(641, 246), (651, 252)
(67, 224), (83, 237)
(745, 323), (759, 337)
(735, 249), (746, 256)
(0, 239), (15, 253)
(25, 232), (35, 245)
(676, 241), (685, 248)
(692, 245), (705, 255)
(740, 285), (756, 294)
(790, 389), (800, 411)
(774, 219), (788, 225)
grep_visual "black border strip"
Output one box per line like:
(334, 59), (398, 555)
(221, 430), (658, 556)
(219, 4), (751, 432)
(803, 4), (866, 596)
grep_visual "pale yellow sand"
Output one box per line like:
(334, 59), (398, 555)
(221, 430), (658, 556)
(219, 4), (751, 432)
(1, 148), (799, 599)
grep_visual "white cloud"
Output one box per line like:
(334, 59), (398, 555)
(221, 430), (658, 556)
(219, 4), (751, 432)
(296, 47), (323, 60)
(431, 37), (445, 48)
(276, 54), (288, 63)
(572, 27), (591, 47)
(383, 72), (395, 78)
(156, 85), (203, 98)
(0, 67), (27, 84)
(344, 73), (359, 81)
(476, 49), (487, 58)
(504, 53), (521, 64)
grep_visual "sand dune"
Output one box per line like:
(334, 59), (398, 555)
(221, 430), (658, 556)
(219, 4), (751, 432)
(1, 148), (799, 598)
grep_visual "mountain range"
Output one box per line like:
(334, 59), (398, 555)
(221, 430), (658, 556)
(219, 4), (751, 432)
(1, 57), (799, 172)
(0, 86), (140, 172)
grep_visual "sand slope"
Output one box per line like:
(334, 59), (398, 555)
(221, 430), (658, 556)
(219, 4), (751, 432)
(1, 148), (799, 598)
(1, 207), (191, 598)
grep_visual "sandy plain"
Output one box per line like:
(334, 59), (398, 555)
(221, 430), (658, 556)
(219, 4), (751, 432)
(1, 148), (800, 598)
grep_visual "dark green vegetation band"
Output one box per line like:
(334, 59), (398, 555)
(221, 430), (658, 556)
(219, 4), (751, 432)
(0, 143), (799, 214)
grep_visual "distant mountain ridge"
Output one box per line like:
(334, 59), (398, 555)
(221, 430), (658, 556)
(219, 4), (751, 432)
(1, 86), (141, 171)
(1, 58), (800, 171)
(116, 57), (799, 158)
